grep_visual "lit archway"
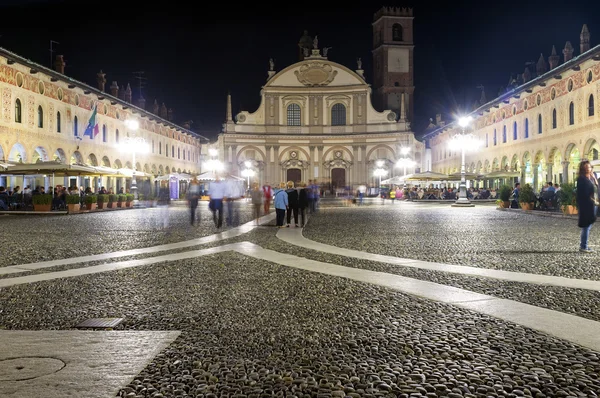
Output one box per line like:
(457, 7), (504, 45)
(87, 153), (98, 166)
(54, 148), (66, 163)
(8, 143), (26, 163)
(70, 151), (83, 164)
(566, 143), (580, 183)
(32, 146), (49, 163)
(101, 156), (110, 167)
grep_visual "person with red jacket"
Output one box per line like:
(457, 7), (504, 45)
(262, 183), (272, 214)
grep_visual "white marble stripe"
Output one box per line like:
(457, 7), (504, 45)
(0, 213), (276, 276)
(2, 240), (600, 351)
(275, 228), (600, 291)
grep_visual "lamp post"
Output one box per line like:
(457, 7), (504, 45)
(121, 119), (148, 206)
(396, 157), (416, 187)
(242, 160), (255, 201)
(374, 160), (388, 190)
(449, 115), (481, 207)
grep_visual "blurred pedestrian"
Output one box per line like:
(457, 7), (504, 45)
(250, 182), (263, 225)
(187, 177), (201, 225)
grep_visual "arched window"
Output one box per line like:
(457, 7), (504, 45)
(485, 133), (488, 147)
(37, 105), (43, 128)
(502, 125), (507, 143)
(159, 142), (162, 155)
(552, 108), (557, 128)
(287, 104), (301, 126)
(115, 128), (119, 143)
(73, 116), (78, 136)
(538, 114), (543, 134)
(524, 118), (529, 138)
(512, 121), (517, 140)
(493, 129), (497, 145)
(172, 146), (175, 157)
(569, 102), (575, 125)
(178, 148), (181, 159)
(56, 111), (61, 132)
(15, 99), (22, 123)
(392, 23), (403, 41)
(331, 103), (346, 126)
(102, 125), (107, 142)
(589, 94), (595, 117)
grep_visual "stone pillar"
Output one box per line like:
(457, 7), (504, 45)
(308, 145), (315, 180)
(532, 163), (539, 192)
(230, 145), (237, 175)
(546, 163), (553, 184)
(520, 163), (526, 185)
(352, 145), (359, 188)
(265, 145), (272, 184)
(562, 161), (570, 184)
(360, 145), (367, 184)
(317, 145), (324, 184)
(273, 146), (280, 184)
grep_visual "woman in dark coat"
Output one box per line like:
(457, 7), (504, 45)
(298, 181), (309, 228)
(576, 160), (598, 252)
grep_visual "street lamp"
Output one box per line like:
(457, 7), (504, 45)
(121, 119), (149, 206)
(449, 115), (481, 207)
(374, 160), (388, 190)
(241, 160), (255, 200)
(396, 157), (416, 186)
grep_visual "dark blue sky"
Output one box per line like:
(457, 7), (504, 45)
(0, 0), (598, 139)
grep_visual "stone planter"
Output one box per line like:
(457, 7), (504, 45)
(520, 202), (534, 211)
(67, 203), (80, 213)
(33, 204), (52, 212)
(563, 205), (578, 215)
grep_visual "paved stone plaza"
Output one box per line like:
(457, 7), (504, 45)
(1, 200), (600, 397)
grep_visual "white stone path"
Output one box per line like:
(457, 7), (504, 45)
(4, 211), (600, 396)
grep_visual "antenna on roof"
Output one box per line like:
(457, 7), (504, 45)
(133, 71), (147, 98)
(49, 40), (59, 68)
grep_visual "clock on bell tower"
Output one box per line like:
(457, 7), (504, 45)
(372, 6), (414, 122)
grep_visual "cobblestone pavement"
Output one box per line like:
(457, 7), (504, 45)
(2, 201), (600, 398)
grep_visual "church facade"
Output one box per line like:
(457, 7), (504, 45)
(216, 7), (423, 191)
(423, 25), (600, 191)
(0, 47), (206, 192)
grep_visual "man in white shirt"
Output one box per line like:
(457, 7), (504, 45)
(209, 177), (226, 228)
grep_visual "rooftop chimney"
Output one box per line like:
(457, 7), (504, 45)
(536, 53), (547, 75)
(580, 24), (590, 54)
(153, 99), (159, 114)
(168, 108), (174, 121)
(54, 55), (65, 74)
(548, 45), (560, 69)
(160, 102), (168, 119)
(563, 41), (574, 63)
(124, 83), (132, 103)
(96, 70), (106, 92)
(110, 81), (119, 97)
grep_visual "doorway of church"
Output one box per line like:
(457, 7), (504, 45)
(286, 168), (301, 185)
(331, 168), (346, 190)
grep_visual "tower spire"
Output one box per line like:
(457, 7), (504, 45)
(226, 91), (233, 122)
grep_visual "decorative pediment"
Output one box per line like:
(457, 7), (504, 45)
(325, 95), (351, 108)
(282, 95), (307, 108)
(281, 158), (310, 168)
(323, 158), (353, 169)
(295, 62), (337, 86)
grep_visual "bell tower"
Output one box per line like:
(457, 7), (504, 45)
(372, 6), (414, 122)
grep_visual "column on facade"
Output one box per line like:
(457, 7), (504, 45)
(264, 145), (271, 185)
(230, 145), (237, 176)
(352, 145), (359, 188)
(360, 145), (367, 185)
(519, 163), (526, 186)
(546, 163), (553, 185)
(316, 146), (324, 184)
(308, 145), (315, 181)
(562, 161), (570, 184)
(532, 164), (539, 192)
(273, 146), (280, 184)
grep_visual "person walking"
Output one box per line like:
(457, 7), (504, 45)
(576, 160), (598, 253)
(273, 182), (288, 228)
(285, 180), (299, 227)
(262, 183), (272, 215)
(250, 182), (263, 225)
(298, 181), (309, 227)
(187, 177), (201, 225)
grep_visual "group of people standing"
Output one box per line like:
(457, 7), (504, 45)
(248, 181), (318, 228)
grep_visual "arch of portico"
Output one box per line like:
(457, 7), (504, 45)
(32, 146), (49, 163)
(8, 143), (26, 163)
(236, 145), (268, 184)
(565, 143), (581, 184)
(583, 138), (600, 162)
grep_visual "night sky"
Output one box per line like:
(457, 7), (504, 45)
(0, 0), (598, 140)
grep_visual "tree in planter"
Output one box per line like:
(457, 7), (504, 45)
(84, 194), (97, 210)
(557, 182), (577, 213)
(108, 194), (118, 208)
(117, 194), (126, 207)
(97, 194), (109, 209)
(32, 194), (53, 211)
(498, 184), (512, 207)
(65, 194), (81, 212)
(518, 183), (536, 210)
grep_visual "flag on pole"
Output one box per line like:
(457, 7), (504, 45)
(83, 104), (99, 138)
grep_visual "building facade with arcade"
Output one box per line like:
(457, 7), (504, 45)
(423, 25), (600, 191)
(0, 47), (206, 193)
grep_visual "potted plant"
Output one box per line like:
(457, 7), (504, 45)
(117, 194), (126, 207)
(125, 193), (134, 207)
(97, 194), (108, 209)
(32, 193), (53, 212)
(498, 184), (512, 208)
(84, 194), (97, 211)
(518, 183), (536, 210)
(557, 182), (577, 214)
(108, 194), (118, 208)
(65, 194), (81, 213)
